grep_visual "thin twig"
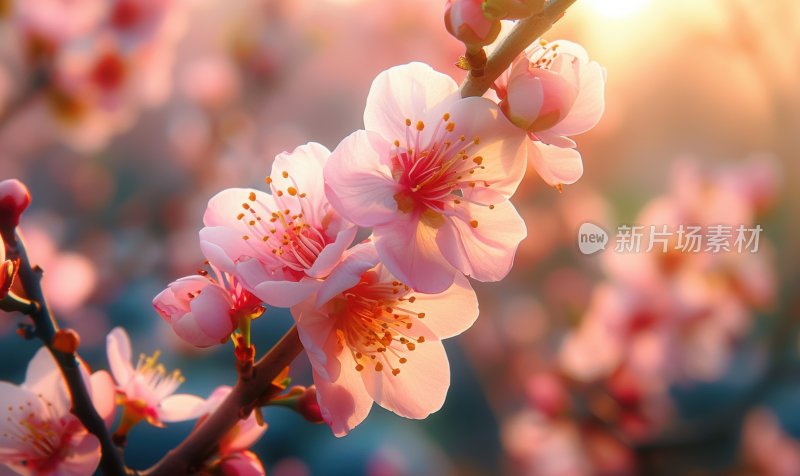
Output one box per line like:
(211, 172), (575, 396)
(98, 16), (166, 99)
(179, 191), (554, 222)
(13, 231), (129, 476)
(142, 326), (303, 476)
(460, 0), (578, 98)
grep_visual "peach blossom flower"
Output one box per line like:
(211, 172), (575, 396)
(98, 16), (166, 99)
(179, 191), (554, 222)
(0, 347), (116, 476)
(493, 40), (605, 188)
(153, 265), (264, 348)
(291, 242), (479, 436)
(200, 142), (357, 308)
(106, 327), (204, 435)
(324, 62), (527, 293)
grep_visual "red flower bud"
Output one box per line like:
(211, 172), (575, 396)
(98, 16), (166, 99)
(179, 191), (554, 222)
(0, 179), (31, 244)
(297, 385), (324, 424)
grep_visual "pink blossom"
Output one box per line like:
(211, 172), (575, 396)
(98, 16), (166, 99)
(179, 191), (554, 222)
(200, 142), (357, 308)
(444, 0), (501, 47)
(291, 242), (479, 436)
(0, 347), (116, 476)
(153, 265), (263, 348)
(494, 40), (605, 188)
(106, 327), (204, 433)
(324, 62), (527, 293)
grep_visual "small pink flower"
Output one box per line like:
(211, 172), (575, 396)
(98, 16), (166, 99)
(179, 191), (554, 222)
(494, 40), (605, 188)
(200, 142), (357, 308)
(0, 347), (116, 476)
(292, 242), (479, 436)
(444, 0), (501, 47)
(106, 327), (204, 433)
(153, 266), (263, 348)
(325, 62), (528, 293)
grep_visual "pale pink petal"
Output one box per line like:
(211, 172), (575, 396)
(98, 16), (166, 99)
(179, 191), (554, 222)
(534, 130), (577, 148)
(314, 242), (380, 308)
(269, 142), (330, 222)
(106, 327), (134, 386)
(306, 226), (357, 279)
(173, 313), (221, 348)
(361, 337), (450, 419)
(252, 277), (321, 308)
(89, 370), (117, 427)
(59, 432), (101, 476)
(221, 417), (266, 454)
(22, 347), (61, 397)
(187, 284), (236, 343)
(374, 216), (457, 294)
(409, 273), (479, 339)
(203, 188), (274, 229)
(438, 200), (527, 282)
(364, 62), (459, 140)
(505, 72), (545, 129)
(550, 60), (605, 137)
(292, 304), (340, 381)
(0, 383), (44, 452)
(159, 394), (206, 422)
(313, 364), (373, 437)
(325, 130), (399, 227)
(529, 142), (584, 186)
(200, 226), (256, 275)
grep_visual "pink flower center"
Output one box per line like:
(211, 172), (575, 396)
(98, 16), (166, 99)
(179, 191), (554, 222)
(236, 175), (331, 278)
(390, 114), (489, 228)
(332, 271), (427, 376)
(2, 395), (82, 471)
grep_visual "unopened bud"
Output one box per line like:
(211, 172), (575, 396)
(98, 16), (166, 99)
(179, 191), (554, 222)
(297, 385), (323, 424)
(445, 0), (501, 47)
(0, 179), (31, 243)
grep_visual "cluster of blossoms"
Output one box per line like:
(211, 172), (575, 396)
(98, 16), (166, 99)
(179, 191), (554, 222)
(155, 35), (605, 438)
(0, 0), (187, 149)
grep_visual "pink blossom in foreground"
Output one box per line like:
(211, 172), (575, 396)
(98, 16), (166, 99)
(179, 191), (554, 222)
(0, 347), (116, 476)
(153, 265), (264, 348)
(291, 242), (479, 436)
(325, 62), (527, 293)
(444, 0), (500, 47)
(106, 327), (204, 434)
(201, 142), (357, 308)
(493, 40), (605, 188)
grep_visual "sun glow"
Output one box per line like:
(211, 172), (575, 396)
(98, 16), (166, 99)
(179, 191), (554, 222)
(584, 0), (652, 19)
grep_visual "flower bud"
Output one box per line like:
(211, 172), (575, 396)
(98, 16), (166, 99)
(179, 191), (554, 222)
(0, 179), (32, 243)
(297, 385), (324, 424)
(501, 64), (578, 133)
(53, 329), (81, 354)
(482, 0), (545, 20)
(445, 0), (501, 47)
(153, 275), (237, 348)
(0, 253), (17, 299)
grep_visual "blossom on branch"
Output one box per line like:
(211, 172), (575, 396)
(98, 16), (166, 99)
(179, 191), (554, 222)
(291, 242), (479, 436)
(0, 347), (116, 476)
(325, 62), (528, 293)
(201, 142), (357, 308)
(493, 40), (605, 188)
(106, 327), (204, 437)
(153, 265), (263, 348)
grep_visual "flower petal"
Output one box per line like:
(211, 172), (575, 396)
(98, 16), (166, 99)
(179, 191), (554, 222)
(438, 200), (527, 282)
(269, 142), (330, 223)
(409, 273), (479, 339)
(373, 215), (457, 294)
(106, 327), (134, 386)
(529, 142), (584, 186)
(361, 337), (450, 419)
(313, 363), (373, 437)
(306, 226), (357, 279)
(59, 432), (102, 476)
(314, 242), (380, 308)
(159, 394), (206, 422)
(199, 226), (258, 275)
(252, 277), (321, 308)
(364, 62), (459, 140)
(550, 60), (605, 137)
(325, 130), (399, 227)
(90, 370), (118, 427)
(292, 303), (340, 381)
